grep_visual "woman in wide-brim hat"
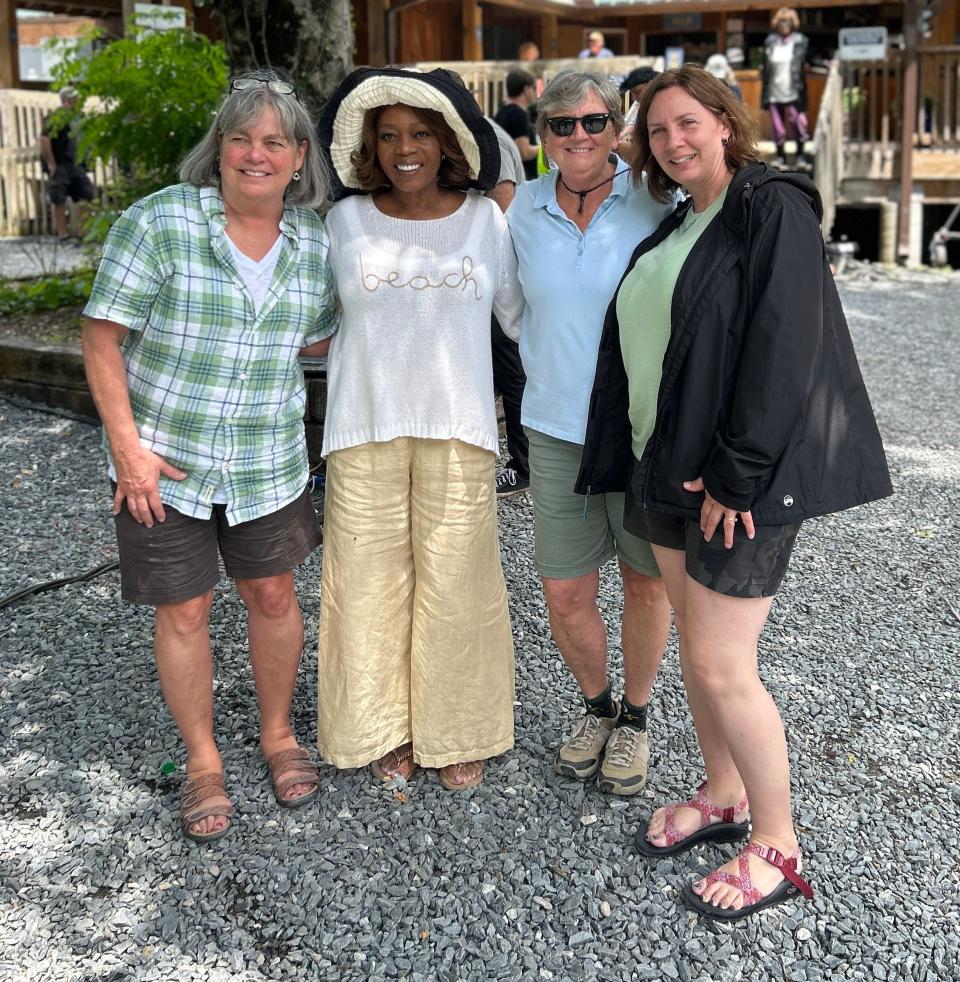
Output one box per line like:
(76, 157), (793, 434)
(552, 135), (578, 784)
(315, 67), (523, 791)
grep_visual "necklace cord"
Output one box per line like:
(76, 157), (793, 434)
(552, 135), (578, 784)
(559, 168), (629, 214)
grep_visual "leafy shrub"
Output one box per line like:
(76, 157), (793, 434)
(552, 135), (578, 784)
(0, 271), (95, 317)
(49, 25), (228, 204)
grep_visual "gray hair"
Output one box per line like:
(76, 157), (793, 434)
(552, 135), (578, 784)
(179, 86), (328, 208)
(535, 70), (625, 143)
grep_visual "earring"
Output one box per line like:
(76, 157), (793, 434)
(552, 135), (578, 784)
(722, 137), (729, 146)
(292, 170), (301, 181)
(441, 154), (447, 161)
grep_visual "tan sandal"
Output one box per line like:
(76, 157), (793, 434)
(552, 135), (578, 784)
(180, 771), (233, 843)
(264, 746), (321, 809)
(371, 742), (419, 783)
(439, 760), (484, 791)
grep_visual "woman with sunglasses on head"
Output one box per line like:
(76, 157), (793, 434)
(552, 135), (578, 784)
(577, 65), (891, 919)
(505, 71), (674, 800)
(314, 68), (523, 791)
(82, 70), (336, 842)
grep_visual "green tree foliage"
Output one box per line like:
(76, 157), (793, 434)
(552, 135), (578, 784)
(50, 25), (228, 200)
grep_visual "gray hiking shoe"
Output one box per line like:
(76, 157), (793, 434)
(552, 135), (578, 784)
(596, 724), (650, 795)
(554, 707), (618, 780)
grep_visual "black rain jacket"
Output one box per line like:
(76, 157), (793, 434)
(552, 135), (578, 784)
(575, 163), (893, 525)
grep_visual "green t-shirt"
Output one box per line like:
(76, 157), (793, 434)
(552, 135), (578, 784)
(617, 187), (727, 462)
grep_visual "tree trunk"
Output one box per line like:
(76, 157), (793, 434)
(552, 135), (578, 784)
(203, 0), (353, 115)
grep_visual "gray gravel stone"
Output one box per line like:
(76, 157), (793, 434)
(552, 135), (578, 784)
(1, 265), (959, 980)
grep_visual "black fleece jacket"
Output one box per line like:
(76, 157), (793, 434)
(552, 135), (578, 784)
(575, 163), (892, 525)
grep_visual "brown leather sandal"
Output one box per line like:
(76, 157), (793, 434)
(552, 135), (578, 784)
(180, 771), (233, 843)
(264, 747), (321, 809)
(439, 760), (484, 791)
(370, 742), (419, 783)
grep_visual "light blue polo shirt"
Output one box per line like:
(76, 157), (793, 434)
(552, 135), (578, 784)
(506, 164), (674, 445)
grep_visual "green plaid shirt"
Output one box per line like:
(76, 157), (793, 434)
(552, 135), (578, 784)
(85, 183), (337, 525)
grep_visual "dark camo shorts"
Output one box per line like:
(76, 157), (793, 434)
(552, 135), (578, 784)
(623, 499), (800, 599)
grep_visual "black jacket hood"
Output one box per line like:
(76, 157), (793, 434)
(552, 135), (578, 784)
(719, 161), (823, 233)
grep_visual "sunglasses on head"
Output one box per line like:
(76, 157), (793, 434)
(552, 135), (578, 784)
(231, 76), (297, 97)
(545, 113), (611, 137)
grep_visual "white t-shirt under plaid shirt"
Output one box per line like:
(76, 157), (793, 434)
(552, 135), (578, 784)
(84, 183), (337, 525)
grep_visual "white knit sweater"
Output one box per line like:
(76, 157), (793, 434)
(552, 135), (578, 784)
(321, 193), (524, 457)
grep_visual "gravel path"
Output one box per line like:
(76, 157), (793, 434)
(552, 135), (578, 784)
(1, 266), (958, 981)
(0, 237), (91, 281)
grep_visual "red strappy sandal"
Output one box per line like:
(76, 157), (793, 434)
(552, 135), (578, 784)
(635, 782), (750, 857)
(682, 841), (814, 921)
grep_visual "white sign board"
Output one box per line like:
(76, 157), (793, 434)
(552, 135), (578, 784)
(134, 3), (187, 32)
(838, 27), (888, 61)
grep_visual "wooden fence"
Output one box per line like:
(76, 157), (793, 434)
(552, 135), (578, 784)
(0, 89), (116, 238)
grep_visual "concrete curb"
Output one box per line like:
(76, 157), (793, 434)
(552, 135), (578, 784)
(0, 337), (96, 419)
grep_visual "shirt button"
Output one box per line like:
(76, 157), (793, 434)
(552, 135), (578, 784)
(222, 463), (231, 473)
(233, 410), (242, 419)
(239, 372), (247, 381)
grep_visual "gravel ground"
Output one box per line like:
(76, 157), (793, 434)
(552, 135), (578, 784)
(0, 237), (91, 281)
(1, 265), (958, 981)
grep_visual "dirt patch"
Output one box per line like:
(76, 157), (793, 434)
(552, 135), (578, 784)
(0, 306), (84, 347)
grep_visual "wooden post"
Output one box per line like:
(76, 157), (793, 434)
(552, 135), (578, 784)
(541, 14), (559, 59)
(462, 0), (483, 62)
(367, 0), (387, 67)
(898, 0), (919, 263)
(0, 0), (19, 89)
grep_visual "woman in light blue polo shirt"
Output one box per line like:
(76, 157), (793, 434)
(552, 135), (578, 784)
(505, 70), (674, 797)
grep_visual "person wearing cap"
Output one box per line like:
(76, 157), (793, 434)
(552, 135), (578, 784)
(38, 86), (96, 241)
(705, 54), (742, 101)
(315, 67), (524, 792)
(504, 70), (674, 797)
(81, 70), (335, 842)
(617, 67), (660, 160)
(579, 31), (614, 59)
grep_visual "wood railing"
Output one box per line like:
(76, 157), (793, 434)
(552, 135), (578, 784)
(813, 60), (844, 238)
(843, 46), (960, 153)
(412, 57), (656, 117)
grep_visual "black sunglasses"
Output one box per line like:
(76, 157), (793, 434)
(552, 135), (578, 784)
(231, 76), (297, 97)
(545, 113), (611, 137)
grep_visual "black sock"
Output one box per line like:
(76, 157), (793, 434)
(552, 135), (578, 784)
(582, 685), (616, 719)
(617, 697), (647, 731)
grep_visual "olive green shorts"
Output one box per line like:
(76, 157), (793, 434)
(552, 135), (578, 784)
(525, 427), (660, 580)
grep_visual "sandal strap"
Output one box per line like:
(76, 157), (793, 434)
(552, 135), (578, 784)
(660, 782), (748, 847)
(702, 849), (762, 906)
(180, 772), (233, 824)
(746, 842), (814, 900)
(266, 747), (320, 797)
(691, 782), (749, 825)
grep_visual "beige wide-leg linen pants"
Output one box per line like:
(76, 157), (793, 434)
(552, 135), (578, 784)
(317, 437), (515, 769)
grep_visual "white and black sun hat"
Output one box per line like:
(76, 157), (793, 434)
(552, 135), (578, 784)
(318, 66), (501, 199)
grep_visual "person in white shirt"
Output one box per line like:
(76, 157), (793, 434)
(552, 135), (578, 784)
(761, 7), (814, 167)
(315, 68), (523, 791)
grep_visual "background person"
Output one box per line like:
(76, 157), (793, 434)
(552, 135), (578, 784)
(38, 86), (95, 241)
(704, 53), (742, 100)
(578, 65), (891, 920)
(618, 66), (659, 160)
(579, 31), (614, 59)
(316, 67), (524, 792)
(82, 71), (335, 842)
(483, 115), (531, 498)
(505, 70), (673, 796)
(761, 7), (814, 167)
(494, 70), (540, 181)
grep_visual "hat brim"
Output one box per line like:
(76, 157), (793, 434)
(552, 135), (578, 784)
(318, 68), (500, 200)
